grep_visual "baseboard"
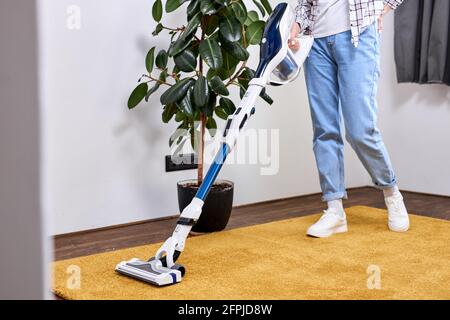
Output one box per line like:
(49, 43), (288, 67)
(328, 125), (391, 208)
(233, 186), (373, 209)
(53, 186), (374, 238)
(397, 188), (450, 199)
(53, 214), (179, 239)
(54, 185), (447, 238)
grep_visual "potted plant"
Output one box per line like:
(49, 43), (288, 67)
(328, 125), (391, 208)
(127, 0), (274, 232)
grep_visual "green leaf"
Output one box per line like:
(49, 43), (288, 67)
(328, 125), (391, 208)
(174, 49), (197, 72)
(145, 47), (156, 73)
(199, 38), (223, 70)
(152, 0), (163, 22)
(203, 15), (220, 36)
(175, 110), (186, 122)
(187, 0), (200, 19)
(172, 64), (180, 74)
(169, 34), (194, 56)
(209, 76), (229, 96)
(238, 67), (255, 88)
(219, 15), (241, 42)
(190, 127), (196, 150)
(214, 50), (238, 79)
(202, 92), (217, 116)
(252, 0), (266, 17)
(220, 35), (249, 61)
(184, 11), (202, 37)
(206, 117), (217, 137)
(177, 87), (195, 118)
(214, 0), (228, 5)
(215, 107), (228, 120)
(152, 23), (164, 36)
(170, 30), (177, 42)
(145, 82), (160, 102)
(232, 2), (248, 25)
(260, 0), (272, 14)
(200, 0), (220, 15)
(159, 70), (168, 82)
(155, 49), (168, 69)
(246, 20), (265, 45)
(239, 86), (246, 99)
(193, 76), (210, 107)
(166, 0), (189, 13)
(190, 38), (200, 56)
(206, 68), (217, 81)
(162, 103), (178, 123)
(244, 11), (259, 26)
(160, 78), (194, 105)
(219, 97), (236, 114)
(128, 83), (148, 109)
(193, 111), (201, 121)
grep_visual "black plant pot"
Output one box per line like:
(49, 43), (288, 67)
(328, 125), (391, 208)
(177, 179), (234, 233)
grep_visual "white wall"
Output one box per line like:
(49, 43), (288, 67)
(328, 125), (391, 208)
(0, 0), (51, 299)
(378, 14), (450, 196)
(40, 0), (368, 234)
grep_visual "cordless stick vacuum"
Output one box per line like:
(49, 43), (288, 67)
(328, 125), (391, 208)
(115, 2), (314, 286)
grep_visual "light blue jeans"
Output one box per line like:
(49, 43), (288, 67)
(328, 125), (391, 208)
(304, 23), (397, 202)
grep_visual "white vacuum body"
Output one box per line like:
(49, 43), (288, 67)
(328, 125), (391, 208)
(271, 35), (314, 85)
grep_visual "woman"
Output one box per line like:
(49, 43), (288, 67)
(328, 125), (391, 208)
(289, 0), (409, 237)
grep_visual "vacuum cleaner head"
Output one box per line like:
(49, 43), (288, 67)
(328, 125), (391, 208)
(115, 258), (184, 286)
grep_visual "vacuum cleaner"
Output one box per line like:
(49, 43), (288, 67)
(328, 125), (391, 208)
(115, 2), (314, 287)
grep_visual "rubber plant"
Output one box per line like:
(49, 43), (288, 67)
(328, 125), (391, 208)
(128, 0), (274, 185)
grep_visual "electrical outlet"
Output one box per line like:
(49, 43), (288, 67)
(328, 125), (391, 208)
(165, 154), (198, 172)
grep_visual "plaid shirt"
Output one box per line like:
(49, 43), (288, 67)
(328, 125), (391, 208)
(295, 0), (404, 46)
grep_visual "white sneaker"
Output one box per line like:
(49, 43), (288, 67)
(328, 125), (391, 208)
(385, 192), (410, 232)
(307, 208), (348, 238)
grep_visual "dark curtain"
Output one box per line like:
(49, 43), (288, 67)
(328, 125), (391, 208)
(394, 0), (450, 85)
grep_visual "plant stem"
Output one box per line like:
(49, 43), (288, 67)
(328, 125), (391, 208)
(225, 61), (247, 87)
(224, 25), (249, 87)
(242, 24), (247, 48)
(141, 74), (172, 86)
(162, 25), (185, 32)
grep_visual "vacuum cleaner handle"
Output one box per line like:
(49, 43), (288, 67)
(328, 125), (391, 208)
(152, 79), (265, 269)
(152, 2), (301, 270)
(268, 35), (314, 86)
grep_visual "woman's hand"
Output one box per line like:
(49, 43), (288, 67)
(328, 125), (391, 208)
(378, 5), (392, 34)
(289, 22), (301, 51)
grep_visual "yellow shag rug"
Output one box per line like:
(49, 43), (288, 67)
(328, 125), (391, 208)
(53, 206), (450, 300)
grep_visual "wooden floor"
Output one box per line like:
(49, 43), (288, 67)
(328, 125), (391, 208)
(54, 187), (450, 261)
